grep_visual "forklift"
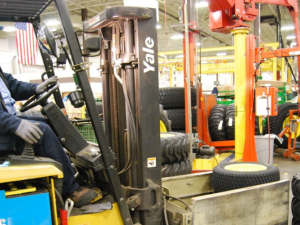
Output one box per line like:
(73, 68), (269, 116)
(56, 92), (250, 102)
(0, 1), (161, 225)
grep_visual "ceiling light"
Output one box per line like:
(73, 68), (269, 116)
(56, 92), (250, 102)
(46, 20), (60, 26)
(281, 25), (294, 31)
(291, 42), (297, 47)
(176, 54), (184, 58)
(216, 52), (226, 56)
(196, 42), (201, 46)
(51, 28), (57, 32)
(3, 27), (16, 32)
(170, 34), (183, 40)
(201, 60), (207, 64)
(286, 35), (296, 40)
(156, 24), (162, 29)
(196, 1), (208, 8)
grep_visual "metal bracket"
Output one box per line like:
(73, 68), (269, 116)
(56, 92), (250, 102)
(124, 179), (161, 213)
(72, 62), (90, 72)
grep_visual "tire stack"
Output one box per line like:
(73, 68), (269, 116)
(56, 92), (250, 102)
(292, 174), (300, 225)
(159, 87), (197, 133)
(160, 132), (192, 177)
(209, 103), (261, 141)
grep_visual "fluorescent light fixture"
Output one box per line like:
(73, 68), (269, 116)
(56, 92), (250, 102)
(196, 1), (208, 8)
(281, 25), (294, 31)
(286, 35), (296, 40)
(170, 34), (183, 40)
(291, 42), (297, 47)
(46, 20), (60, 26)
(216, 52), (226, 56)
(51, 28), (57, 32)
(176, 54), (184, 58)
(156, 24), (162, 29)
(201, 60), (207, 64)
(3, 27), (16, 32)
(196, 42), (201, 46)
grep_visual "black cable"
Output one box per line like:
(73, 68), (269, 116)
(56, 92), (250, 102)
(277, 6), (299, 85)
(162, 193), (194, 225)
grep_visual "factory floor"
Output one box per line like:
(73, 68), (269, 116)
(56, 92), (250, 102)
(274, 153), (300, 225)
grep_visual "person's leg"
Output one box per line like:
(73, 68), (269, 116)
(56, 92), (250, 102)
(15, 120), (79, 196)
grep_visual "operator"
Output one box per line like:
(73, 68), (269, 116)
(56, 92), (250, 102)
(0, 66), (97, 207)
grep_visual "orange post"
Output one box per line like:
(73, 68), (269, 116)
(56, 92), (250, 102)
(242, 34), (257, 162)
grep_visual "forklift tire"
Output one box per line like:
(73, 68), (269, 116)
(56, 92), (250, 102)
(159, 104), (172, 132)
(159, 87), (196, 109)
(212, 162), (280, 193)
(161, 158), (192, 177)
(292, 174), (300, 199)
(165, 108), (196, 131)
(224, 104), (235, 140)
(160, 132), (189, 164)
(293, 198), (300, 221)
(209, 104), (226, 141)
(266, 103), (299, 148)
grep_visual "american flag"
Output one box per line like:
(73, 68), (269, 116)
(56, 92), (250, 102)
(15, 22), (38, 65)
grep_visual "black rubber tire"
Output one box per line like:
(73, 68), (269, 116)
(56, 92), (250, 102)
(209, 104), (226, 141)
(292, 197), (300, 221)
(166, 108), (196, 131)
(293, 218), (300, 225)
(159, 87), (196, 109)
(212, 162), (280, 193)
(85, 103), (102, 118)
(160, 132), (189, 164)
(161, 158), (192, 177)
(265, 103), (299, 148)
(224, 104), (235, 140)
(292, 174), (300, 199)
(159, 104), (172, 132)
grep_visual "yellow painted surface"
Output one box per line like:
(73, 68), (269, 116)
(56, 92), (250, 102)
(51, 178), (59, 225)
(5, 187), (36, 196)
(231, 28), (249, 160)
(0, 164), (63, 183)
(193, 155), (219, 170)
(67, 203), (124, 225)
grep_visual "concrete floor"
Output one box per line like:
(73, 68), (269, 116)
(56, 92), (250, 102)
(273, 153), (300, 225)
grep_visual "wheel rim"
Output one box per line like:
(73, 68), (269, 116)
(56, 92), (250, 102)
(224, 163), (267, 172)
(160, 120), (168, 132)
(282, 115), (300, 139)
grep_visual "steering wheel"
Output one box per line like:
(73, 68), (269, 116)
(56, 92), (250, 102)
(20, 83), (60, 112)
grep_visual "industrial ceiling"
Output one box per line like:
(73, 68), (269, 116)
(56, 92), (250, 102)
(0, 0), (299, 58)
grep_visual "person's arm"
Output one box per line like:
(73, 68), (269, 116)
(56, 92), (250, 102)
(4, 73), (38, 101)
(0, 108), (22, 134)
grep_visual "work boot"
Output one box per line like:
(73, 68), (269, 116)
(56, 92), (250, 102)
(69, 187), (98, 207)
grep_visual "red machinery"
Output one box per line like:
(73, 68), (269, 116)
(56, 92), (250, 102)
(196, 0), (300, 160)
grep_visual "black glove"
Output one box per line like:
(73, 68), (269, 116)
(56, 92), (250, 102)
(36, 76), (58, 94)
(15, 120), (43, 144)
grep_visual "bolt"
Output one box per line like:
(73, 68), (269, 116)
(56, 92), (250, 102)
(126, 218), (130, 223)
(110, 165), (114, 169)
(61, 138), (65, 143)
(131, 208), (134, 211)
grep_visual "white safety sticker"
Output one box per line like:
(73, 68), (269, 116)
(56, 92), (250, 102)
(147, 157), (156, 168)
(228, 118), (233, 127)
(218, 120), (223, 130)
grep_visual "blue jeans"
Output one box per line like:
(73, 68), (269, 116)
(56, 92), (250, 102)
(15, 116), (80, 197)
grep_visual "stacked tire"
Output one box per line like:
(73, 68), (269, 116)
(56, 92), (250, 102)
(159, 87), (197, 133)
(292, 174), (300, 224)
(160, 132), (192, 177)
(209, 103), (261, 141)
